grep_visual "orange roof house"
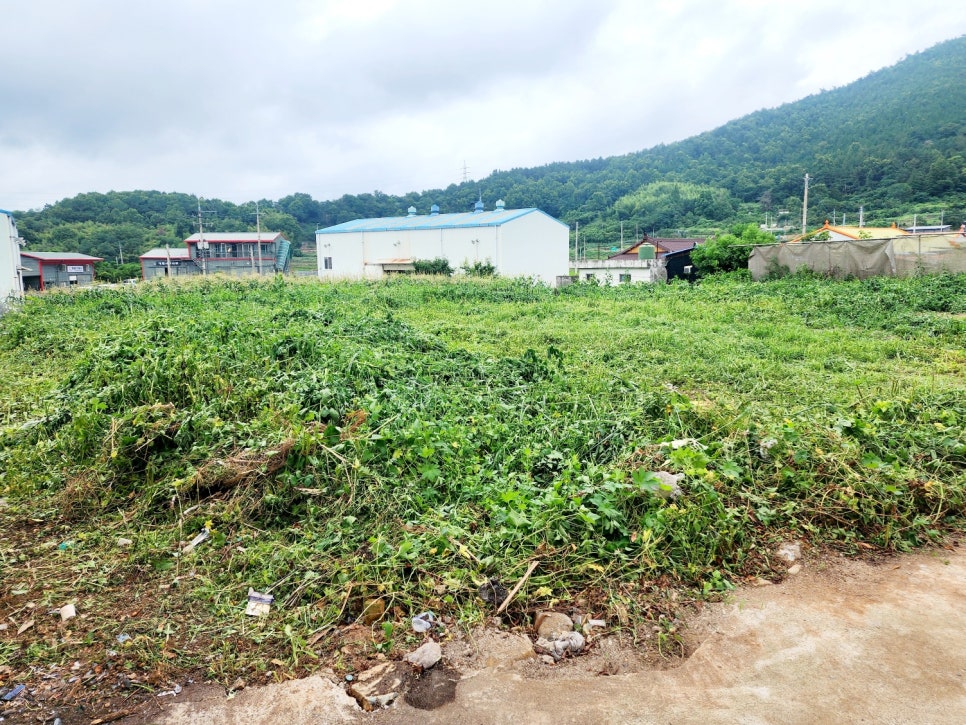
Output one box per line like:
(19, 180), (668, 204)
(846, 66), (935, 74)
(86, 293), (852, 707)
(790, 220), (911, 243)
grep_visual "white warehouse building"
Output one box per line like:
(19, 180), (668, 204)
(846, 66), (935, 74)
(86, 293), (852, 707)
(315, 200), (570, 285)
(1, 209), (24, 306)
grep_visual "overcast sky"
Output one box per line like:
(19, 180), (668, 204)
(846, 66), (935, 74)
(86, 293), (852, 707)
(2, 0), (965, 212)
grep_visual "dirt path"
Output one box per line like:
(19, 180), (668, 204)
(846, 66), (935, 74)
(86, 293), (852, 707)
(152, 546), (966, 724)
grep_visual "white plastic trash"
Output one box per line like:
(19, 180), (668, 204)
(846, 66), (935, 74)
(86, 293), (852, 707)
(411, 611), (436, 632)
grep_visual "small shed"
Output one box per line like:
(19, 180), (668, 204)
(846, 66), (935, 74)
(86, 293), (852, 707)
(19, 252), (103, 291)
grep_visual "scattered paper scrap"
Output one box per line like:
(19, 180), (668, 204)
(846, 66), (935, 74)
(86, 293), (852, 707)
(244, 588), (274, 617)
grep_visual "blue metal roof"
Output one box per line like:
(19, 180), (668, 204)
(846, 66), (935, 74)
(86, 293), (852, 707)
(316, 208), (564, 234)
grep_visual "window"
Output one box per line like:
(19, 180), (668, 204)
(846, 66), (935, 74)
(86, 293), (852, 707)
(324, 256), (333, 270)
(619, 273), (631, 284)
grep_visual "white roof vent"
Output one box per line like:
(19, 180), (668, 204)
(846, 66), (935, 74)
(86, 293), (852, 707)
(495, 199), (506, 211)
(430, 204), (440, 216)
(407, 206), (417, 217)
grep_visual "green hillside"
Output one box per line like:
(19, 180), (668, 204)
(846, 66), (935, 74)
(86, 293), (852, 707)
(14, 35), (966, 266)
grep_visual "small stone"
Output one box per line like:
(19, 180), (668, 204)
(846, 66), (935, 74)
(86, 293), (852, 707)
(751, 577), (773, 587)
(229, 677), (245, 691)
(403, 640), (442, 671)
(475, 631), (535, 668)
(361, 598), (385, 625)
(535, 611), (574, 639)
(540, 655), (555, 665)
(787, 564), (802, 575)
(117, 538), (134, 547)
(777, 541), (802, 564)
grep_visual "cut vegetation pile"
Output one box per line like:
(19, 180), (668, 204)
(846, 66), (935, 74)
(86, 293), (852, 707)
(1, 273), (964, 705)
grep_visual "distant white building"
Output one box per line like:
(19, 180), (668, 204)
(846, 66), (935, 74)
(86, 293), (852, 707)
(1, 209), (24, 304)
(315, 200), (569, 285)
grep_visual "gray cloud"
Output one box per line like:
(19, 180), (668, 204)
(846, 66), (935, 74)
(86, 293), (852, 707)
(1, 0), (964, 210)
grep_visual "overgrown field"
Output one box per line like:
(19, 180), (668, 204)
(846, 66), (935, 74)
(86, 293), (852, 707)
(1, 273), (964, 695)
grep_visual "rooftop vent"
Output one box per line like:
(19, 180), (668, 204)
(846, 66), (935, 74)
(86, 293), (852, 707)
(407, 206), (417, 217)
(474, 199), (484, 214)
(495, 199), (505, 211)
(430, 204), (439, 216)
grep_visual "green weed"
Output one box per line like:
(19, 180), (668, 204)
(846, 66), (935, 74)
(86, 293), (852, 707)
(0, 273), (964, 686)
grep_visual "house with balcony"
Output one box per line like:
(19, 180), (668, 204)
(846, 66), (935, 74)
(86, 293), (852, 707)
(139, 232), (292, 280)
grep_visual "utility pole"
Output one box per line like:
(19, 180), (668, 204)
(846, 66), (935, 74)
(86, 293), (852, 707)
(802, 173), (810, 236)
(196, 197), (215, 276)
(575, 221), (580, 262)
(255, 201), (264, 276)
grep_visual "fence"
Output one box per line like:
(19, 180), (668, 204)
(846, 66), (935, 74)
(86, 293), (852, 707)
(748, 234), (966, 281)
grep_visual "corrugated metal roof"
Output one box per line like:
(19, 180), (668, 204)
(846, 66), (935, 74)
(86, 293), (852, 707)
(317, 208), (562, 234)
(140, 247), (192, 259)
(20, 251), (103, 261)
(184, 233), (283, 242)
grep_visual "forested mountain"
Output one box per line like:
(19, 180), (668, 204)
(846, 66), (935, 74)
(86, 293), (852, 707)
(15, 34), (966, 267)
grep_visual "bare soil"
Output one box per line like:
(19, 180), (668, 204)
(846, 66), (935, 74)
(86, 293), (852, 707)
(4, 543), (963, 724)
(83, 543), (966, 725)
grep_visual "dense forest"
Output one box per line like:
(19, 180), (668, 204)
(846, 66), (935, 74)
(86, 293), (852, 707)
(13, 34), (966, 271)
